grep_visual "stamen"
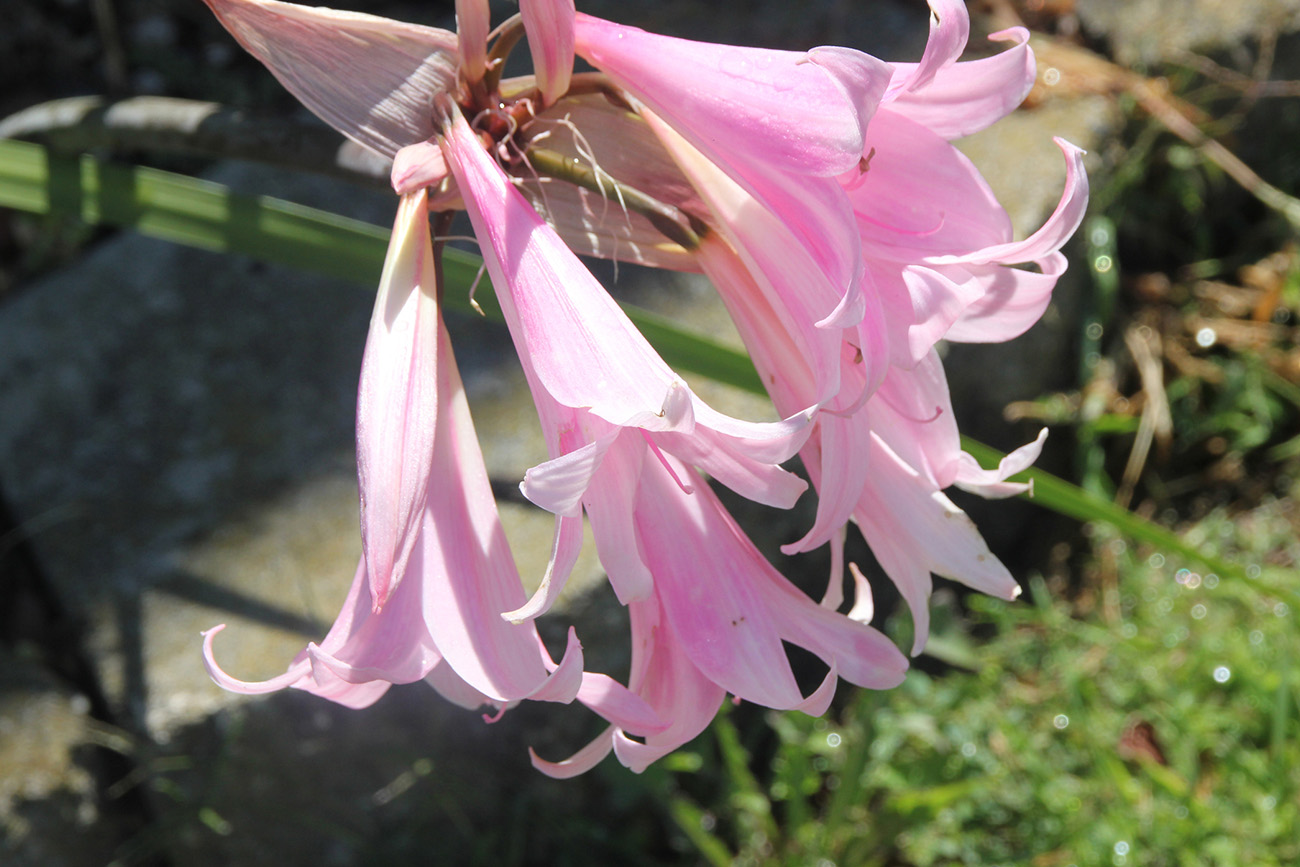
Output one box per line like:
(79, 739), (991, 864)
(526, 145), (704, 251)
(854, 207), (946, 238)
(876, 383), (945, 424)
(640, 430), (695, 495)
(842, 147), (876, 192)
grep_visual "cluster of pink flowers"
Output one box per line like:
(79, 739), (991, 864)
(200, 0), (1087, 776)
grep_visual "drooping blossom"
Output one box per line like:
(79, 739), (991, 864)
(530, 450), (907, 777)
(202, 188), (663, 740)
(198, 0), (1088, 774)
(428, 100), (908, 776)
(638, 0), (1089, 651)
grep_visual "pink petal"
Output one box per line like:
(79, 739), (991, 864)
(574, 13), (892, 177)
(855, 438), (1021, 654)
(499, 513), (584, 623)
(441, 107), (814, 458)
(653, 424), (808, 509)
(521, 0), (576, 106)
(649, 118), (855, 405)
(576, 672), (666, 736)
(530, 731), (616, 779)
(415, 310), (582, 704)
(610, 598), (726, 773)
(850, 110), (1012, 258)
(886, 27), (1036, 140)
(634, 459), (806, 709)
(440, 108), (686, 421)
(520, 432), (619, 518)
(782, 412), (873, 555)
(755, 576), (907, 690)
(871, 263), (982, 366)
(391, 140), (449, 196)
(202, 625), (313, 695)
(926, 139), (1089, 267)
(866, 350), (962, 489)
(201, 0), (459, 157)
(356, 190), (440, 607)
(305, 556), (442, 687)
(455, 0), (490, 84)
(582, 433), (656, 605)
(202, 555), (438, 708)
(886, 0), (971, 97)
(425, 658), (498, 711)
(954, 428), (1048, 498)
(944, 253), (1066, 343)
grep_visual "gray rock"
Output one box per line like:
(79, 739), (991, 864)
(1076, 0), (1300, 66)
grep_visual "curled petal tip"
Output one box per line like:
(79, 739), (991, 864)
(1054, 136), (1088, 157)
(202, 623), (308, 694)
(988, 26), (1032, 44)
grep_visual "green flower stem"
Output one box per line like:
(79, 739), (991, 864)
(524, 145), (703, 251)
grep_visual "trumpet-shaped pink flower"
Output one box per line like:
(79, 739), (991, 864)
(528, 447), (907, 778)
(572, 12), (894, 397)
(436, 102), (816, 615)
(643, 0), (1088, 651)
(203, 188), (663, 737)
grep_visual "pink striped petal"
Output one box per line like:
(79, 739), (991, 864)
(574, 13), (891, 176)
(201, 0), (458, 157)
(886, 27), (1036, 140)
(582, 433), (655, 605)
(866, 350), (962, 490)
(416, 326), (582, 704)
(886, 0), (971, 98)
(782, 413), (872, 556)
(576, 672), (666, 736)
(499, 513), (584, 623)
(455, 0), (490, 84)
(850, 110), (1012, 258)
(856, 437), (1021, 654)
(521, 0), (576, 106)
(356, 190), (440, 607)
(610, 598), (726, 774)
(440, 107), (815, 461)
(634, 459), (806, 709)
(954, 428), (1048, 499)
(649, 118), (854, 405)
(531, 730), (616, 779)
(944, 253), (1067, 343)
(926, 139), (1089, 267)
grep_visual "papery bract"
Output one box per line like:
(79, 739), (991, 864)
(200, 0), (458, 157)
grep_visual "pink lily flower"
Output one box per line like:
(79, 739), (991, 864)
(435, 101), (816, 609)
(530, 451), (907, 777)
(199, 0), (1090, 771)
(638, 0), (1088, 651)
(570, 12), (897, 397)
(202, 188), (663, 737)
